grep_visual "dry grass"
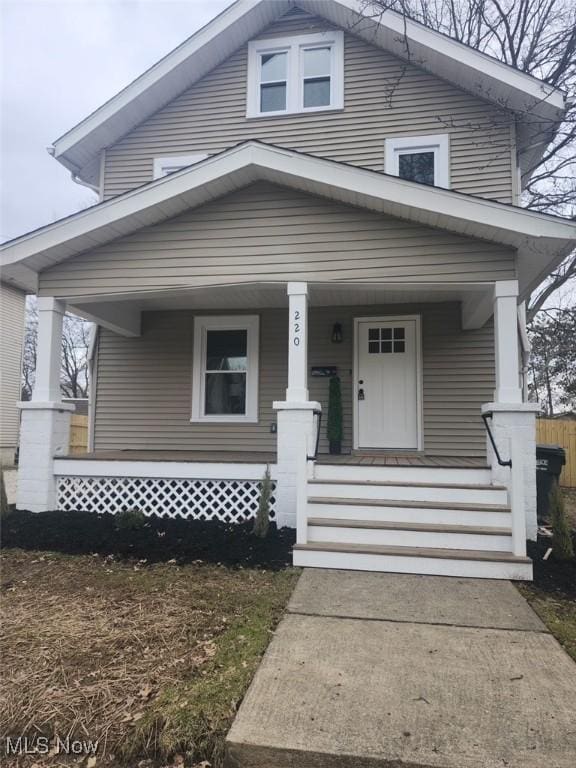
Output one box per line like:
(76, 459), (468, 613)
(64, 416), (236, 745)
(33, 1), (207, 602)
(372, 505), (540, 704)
(0, 549), (298, 767)
(562, 487), (576, 529)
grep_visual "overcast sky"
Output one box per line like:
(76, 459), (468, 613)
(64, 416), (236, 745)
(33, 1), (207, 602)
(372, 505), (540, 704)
(0, 0), (229, 242)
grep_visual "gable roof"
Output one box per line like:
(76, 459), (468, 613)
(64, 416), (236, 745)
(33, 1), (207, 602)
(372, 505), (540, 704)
(51, 0), (566, 187)
(3, 141), (575, 300)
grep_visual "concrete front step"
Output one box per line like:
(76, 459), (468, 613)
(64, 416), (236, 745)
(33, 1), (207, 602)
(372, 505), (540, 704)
(293, 541), (533, 580)
(308, 497), (512, 527)
(308, 480), (508, 505)
(314, 462), (492, 485)
(307, 517), (513, 552)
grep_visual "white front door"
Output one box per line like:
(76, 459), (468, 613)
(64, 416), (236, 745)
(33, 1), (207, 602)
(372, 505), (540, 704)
(356, 317), (420, 450)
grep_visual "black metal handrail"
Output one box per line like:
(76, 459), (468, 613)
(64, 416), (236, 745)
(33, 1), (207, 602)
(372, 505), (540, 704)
(307, 409), (322, 461)
(481, 412), (512, 468)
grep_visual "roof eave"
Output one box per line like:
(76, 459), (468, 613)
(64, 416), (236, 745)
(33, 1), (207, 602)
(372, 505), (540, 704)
(51, 0), (567, 187)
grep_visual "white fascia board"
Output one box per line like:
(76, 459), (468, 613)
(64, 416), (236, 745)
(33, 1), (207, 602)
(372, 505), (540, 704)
(2, 142), (575, 296)
(302, 0), (565, 115)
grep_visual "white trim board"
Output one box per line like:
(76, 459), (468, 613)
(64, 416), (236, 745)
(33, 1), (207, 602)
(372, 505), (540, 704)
(48, 0), (565, 187)
(54, 459), (277, 481)
(3, 141), (575, 300)
(353, 315), (423, 452)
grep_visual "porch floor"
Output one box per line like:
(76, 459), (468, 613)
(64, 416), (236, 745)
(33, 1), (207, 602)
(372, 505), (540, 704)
(62, 450), (487, 468)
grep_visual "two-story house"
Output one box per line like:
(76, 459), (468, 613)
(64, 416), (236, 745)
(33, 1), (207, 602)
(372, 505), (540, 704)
(2, 0), (575, 579)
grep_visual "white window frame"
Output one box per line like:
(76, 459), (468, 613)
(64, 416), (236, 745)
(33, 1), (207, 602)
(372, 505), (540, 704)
(384, 135), (450, 189)
(191, 315), (259, 424)
(153, 154), (209, 180)
(247, 31), (344, 118)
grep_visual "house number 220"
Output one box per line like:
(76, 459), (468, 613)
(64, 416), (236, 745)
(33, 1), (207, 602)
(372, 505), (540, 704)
(293, 310), (301, 346)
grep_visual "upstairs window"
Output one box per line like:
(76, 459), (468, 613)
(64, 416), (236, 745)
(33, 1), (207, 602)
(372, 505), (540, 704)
(385, 135), (450, 188)
(153, 154), (209, 180)
(247, 32), (344, 118)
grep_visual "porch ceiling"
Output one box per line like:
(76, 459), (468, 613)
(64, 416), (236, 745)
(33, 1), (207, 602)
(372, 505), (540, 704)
(67, 281), (493, 335)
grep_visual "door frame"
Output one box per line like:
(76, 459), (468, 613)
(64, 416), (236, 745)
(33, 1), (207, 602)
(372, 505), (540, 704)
(353, 314), (424, 451)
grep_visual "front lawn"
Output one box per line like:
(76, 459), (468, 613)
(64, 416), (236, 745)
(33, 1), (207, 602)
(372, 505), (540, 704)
(0, 548), (299, 767)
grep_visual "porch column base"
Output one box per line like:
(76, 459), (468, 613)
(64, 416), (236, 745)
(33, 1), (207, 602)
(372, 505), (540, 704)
(16, 401), (75, 513)
(481, 402), (540, 541)
(273, 401), (321, 529)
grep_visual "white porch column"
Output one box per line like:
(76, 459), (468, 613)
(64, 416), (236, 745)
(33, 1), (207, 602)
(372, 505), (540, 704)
(493, 280), (522, 404)
(486, 280), (538, 540)
(17, 298), (74, 512)
(286, 282), (309, 402)
(273, 282), (320, 530)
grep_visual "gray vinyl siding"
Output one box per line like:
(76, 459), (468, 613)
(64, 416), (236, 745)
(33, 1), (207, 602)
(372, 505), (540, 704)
(94, 302), (493, 457)
(39, 183), (516, 298)
(102, 10), (515, 203)
(0, 282), (26, 455)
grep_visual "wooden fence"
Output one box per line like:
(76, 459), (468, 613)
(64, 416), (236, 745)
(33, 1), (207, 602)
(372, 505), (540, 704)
(536, 418), (576, 488)
(69, 415), (89, 455)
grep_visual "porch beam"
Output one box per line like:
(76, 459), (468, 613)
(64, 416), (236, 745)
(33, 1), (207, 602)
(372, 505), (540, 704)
(69, 301), (141, 337)
(493, 280), (522, 404)
(33, 297), (66, 402)
(461, 290), (493, 330)
(286, 282), (309, 402)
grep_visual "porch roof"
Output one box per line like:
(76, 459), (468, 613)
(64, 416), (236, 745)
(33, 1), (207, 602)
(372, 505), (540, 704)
(2, 141), (575, 301)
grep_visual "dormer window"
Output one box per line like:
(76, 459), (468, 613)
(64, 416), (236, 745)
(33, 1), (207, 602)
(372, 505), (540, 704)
(247, 32), (344, 118)
(153, 154), (209, 180)
(385, 135), (450, 189)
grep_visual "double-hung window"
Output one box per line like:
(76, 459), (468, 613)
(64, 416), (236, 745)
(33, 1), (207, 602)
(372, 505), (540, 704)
(247, 32), (344, 118)
(385, 135), (450, 188)
(191, 316), (259, 423)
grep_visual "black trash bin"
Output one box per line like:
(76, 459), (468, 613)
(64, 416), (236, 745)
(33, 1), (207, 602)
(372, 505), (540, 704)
(536, 444), (566, 521)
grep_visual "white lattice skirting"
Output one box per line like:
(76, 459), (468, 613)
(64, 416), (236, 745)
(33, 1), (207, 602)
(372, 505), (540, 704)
(57, 476), (277, 522)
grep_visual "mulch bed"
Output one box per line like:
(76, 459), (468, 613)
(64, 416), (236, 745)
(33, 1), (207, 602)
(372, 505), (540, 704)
(527, 535), (576, 599)
(1, 509), (295, 569)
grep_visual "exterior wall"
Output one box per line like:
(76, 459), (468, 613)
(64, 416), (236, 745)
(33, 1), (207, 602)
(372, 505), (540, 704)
(39, 183), (516, 299)
(102, 10), (515, 204)
(93, 302), (494, 458)
(0, 282), (26, 464)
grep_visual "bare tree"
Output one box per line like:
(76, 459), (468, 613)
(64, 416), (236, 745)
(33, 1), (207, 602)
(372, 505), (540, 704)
(361, 0), (576, 317)
(21, 297), (91, 400)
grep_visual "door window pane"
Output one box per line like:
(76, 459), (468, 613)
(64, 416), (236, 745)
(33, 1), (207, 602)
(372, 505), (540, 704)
(205, 373), (246, 415)
(398, 152), (435, 185)
(206, 330), (247, 371)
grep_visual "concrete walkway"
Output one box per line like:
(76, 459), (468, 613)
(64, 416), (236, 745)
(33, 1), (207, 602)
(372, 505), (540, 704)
(226, 570), (576, 768)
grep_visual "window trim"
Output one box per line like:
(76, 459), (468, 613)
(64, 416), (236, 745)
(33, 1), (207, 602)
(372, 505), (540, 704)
(153, 154), (209, 180)
(191, 315), (260, 423)
(247, 31), (344, 118)
(384, 135), (450, 189)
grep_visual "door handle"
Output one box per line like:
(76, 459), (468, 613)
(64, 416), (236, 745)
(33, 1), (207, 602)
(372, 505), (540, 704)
(358, 388), (365, 401)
